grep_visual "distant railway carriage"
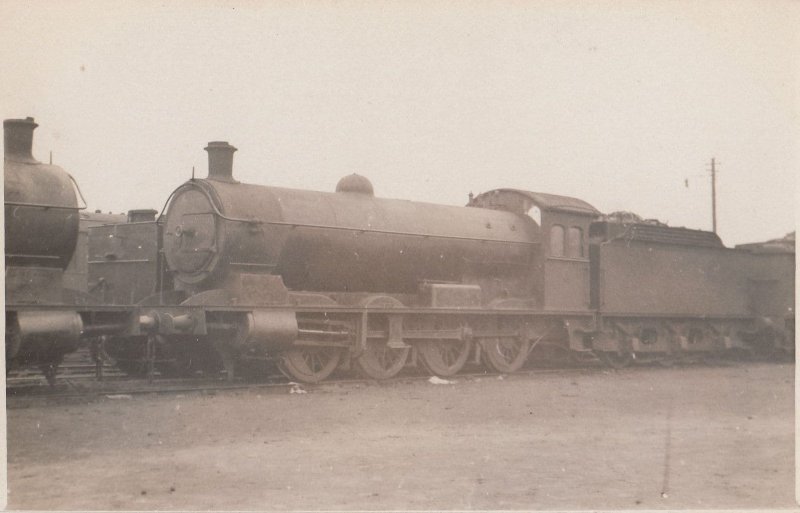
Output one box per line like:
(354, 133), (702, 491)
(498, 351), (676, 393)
(735, 234), (795, 351)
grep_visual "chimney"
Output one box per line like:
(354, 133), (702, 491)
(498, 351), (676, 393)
(205, 141), (237, 182)
(4, 117), (39, 164)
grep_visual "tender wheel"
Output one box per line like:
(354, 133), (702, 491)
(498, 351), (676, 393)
(418, 339), (471, 377)
(598, 350), (634, 369)
(481, 337), (531, 373)
(355, 339), (409, 380)
(279, 347), (342, 383)
(656, 355), (678, 367)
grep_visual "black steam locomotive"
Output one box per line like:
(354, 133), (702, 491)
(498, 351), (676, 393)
(4, 118), (133, 382)
(5, 117), (795, 384)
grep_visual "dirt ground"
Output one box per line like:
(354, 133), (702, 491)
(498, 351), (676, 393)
(4, 362), (795, 510)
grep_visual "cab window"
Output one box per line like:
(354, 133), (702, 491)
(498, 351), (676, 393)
(550, 225), (565, 257)
(567, 226), (583, 258)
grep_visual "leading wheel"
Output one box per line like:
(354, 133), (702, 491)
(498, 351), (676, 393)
(279, 347), (342, 383)
(158, 336), (222, 378)
(481, 337), (530, 373)
(418, 339), (471, 377)
(105, 336), (149, 377)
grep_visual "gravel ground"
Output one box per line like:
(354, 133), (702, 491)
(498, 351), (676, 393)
(4, 362), (795, 510)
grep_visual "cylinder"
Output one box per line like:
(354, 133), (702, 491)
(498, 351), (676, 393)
(9, 310), (83, 360)
(236, 309), (298, 351)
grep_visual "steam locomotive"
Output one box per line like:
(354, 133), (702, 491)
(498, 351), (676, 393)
(5, 117), (795, 384)
(4, 118), (134, 382)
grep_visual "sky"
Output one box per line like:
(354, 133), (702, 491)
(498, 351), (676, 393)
(1, 0), (797, 246)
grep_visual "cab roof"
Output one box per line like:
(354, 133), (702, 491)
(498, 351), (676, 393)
(473, 188), (600, 216)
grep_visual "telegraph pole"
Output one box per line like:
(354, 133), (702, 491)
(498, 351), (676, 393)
(710, 158), (717, 234)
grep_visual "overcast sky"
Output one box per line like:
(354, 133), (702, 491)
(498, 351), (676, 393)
(2, 1), (797, 246)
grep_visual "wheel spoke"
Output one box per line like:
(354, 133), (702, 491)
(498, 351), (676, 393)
(355, 339), (409, 380)
(353, 297), (410, 380)
(279, 347), (341, 383)
(481, 337), (530, 373)
(418, 339), (471, 377)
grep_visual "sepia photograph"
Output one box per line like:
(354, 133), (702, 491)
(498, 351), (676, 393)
(2, 1), (797, 510)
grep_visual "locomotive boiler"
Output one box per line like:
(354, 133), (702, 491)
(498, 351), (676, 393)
(163, 142), (539, 299)
(4, 117), (80, 271)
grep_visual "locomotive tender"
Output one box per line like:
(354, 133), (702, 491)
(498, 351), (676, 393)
(5, 116), (794, 383)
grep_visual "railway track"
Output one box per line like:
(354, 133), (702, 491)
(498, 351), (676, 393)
(6, 347), (127, 387)
(5, 366), (602, 407)
(6, 348), (761, 407)
(5, 344), (586, 394)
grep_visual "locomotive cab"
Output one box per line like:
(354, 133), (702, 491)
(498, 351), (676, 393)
(469, 189), (599, 311)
